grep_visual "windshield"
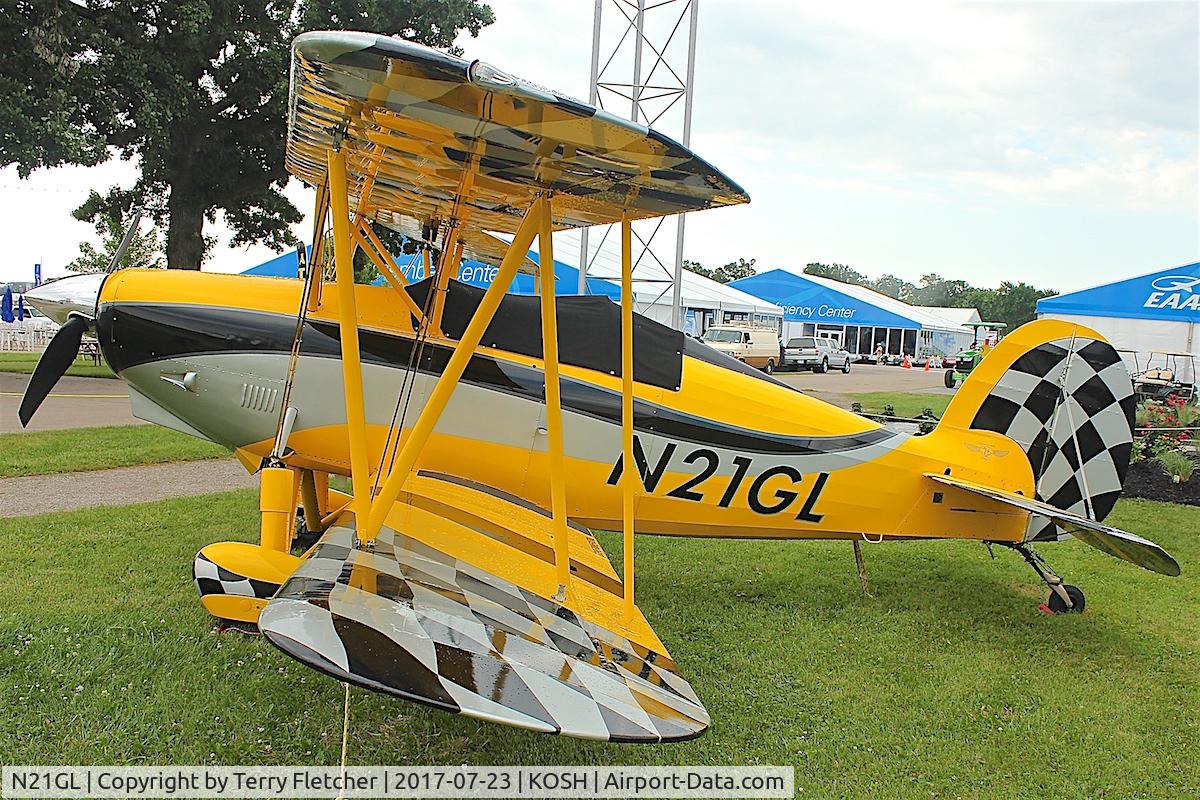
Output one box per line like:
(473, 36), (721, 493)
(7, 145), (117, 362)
(703, 329), (744, 343)
(787, 337), (816, 348)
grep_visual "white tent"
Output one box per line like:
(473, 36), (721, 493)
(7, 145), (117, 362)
(926, 306), (982, 327)
(553, 229), (784, 334)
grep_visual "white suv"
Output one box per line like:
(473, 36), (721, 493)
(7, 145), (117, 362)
(781, 336), (852, 373)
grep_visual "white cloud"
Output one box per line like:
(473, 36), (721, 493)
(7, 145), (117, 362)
(1, 0), (1195, 292)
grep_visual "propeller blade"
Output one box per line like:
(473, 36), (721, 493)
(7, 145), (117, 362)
(107, 208), (143, 273)
(18, 315), (89, 427)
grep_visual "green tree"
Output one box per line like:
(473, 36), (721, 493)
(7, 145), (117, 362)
(2, 0), (495, 270)
(969, 281), (1057, 329)
(871, 273), (916, 302)
(67, 188), (165, 273)
(804, 262), (871, 286)
(684, 257), (757, 283)
(911, 273), (971, 307)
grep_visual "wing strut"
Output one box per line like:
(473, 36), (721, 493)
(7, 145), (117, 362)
(620, 213), (637, 618)
(361, 203), (543, 540)
(327, 147), (374, 528)
(538, 197), (572, 599)
(322, 170), (642, 612)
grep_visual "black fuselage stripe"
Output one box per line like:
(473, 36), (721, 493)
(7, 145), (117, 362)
(97, 303), (894, 455)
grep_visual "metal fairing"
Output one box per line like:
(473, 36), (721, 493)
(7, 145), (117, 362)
(100, 301), (897, 457)
(94, 269), (1080, 543)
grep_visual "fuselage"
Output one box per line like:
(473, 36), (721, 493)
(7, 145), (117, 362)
(97, 269), (1032, 543)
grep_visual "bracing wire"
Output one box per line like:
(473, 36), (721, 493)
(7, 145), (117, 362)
(270, 178), (326, 459)
(369, 237), (442, 498)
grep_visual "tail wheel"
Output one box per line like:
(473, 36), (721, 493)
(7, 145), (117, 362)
(842, 359), (851, 374)
(1045, 584), (1086, 615)
(944, 369), (957, 389)
(763, 359), (775, 374)
(818, 358), (829, 374)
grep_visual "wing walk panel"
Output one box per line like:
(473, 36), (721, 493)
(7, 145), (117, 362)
(260, 523), (709, 742)
(403, 471), (625, 599)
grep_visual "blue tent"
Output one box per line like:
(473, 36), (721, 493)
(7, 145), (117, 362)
(1036, 262), (1200, 323)
(381, 249), (620, 299)
(730, 269), (921, 328)
(241, 247), (310, 278)
(242, 246), (621, 300)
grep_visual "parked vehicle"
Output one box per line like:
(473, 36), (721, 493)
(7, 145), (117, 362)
(782, 336), (852, 373)
(701, 325), (781, 372)
(1127, 350), (1197, 404)
(944, 321), (1008, 388)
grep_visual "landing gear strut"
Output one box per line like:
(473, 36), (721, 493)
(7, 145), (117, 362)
(1010, 543), (1086, 614)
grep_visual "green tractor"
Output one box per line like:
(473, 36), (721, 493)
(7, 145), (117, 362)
(944, 322), (1008, 389)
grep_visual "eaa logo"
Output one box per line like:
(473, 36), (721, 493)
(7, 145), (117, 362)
(1144, 275), (1200, 311)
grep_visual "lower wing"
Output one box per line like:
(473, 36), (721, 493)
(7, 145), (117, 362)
(926, 473), (1180, 577)
(259, 472), (708, 742)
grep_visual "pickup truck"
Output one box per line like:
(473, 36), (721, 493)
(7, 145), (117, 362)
(781, 336), (852, 373)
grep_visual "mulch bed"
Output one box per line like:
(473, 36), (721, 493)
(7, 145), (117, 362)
(1123, 459), (1200, 506)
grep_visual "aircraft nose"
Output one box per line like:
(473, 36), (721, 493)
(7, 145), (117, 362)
(23, 273), (106, 327)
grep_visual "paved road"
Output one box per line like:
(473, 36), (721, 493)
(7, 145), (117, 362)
(0, 459), (258, 517)
(774, 362), (954, 407)
(1, 373), (142, 433)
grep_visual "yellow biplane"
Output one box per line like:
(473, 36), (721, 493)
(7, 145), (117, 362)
(21, 32), (1179, 742)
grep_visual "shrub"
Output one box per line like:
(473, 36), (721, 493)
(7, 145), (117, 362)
(1156, 450), (1195, 484)
(1133, 399), (1196, 462)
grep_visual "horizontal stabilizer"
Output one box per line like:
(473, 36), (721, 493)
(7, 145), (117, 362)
(926, 473), (1180, 577)
(260, 496), (709, 741)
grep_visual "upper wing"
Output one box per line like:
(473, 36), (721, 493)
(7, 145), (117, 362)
(288, 31), (749, 236)
(259, 472), (709, 742)
(926, 473), (1180, 577)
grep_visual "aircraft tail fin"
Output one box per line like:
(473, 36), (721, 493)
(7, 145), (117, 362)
(939, 320), (1137, 542)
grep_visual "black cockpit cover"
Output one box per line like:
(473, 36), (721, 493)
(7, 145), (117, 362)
(406, 278), (684, 391)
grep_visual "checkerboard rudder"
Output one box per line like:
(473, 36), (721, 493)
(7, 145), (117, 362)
(938, 319), (1136, 542)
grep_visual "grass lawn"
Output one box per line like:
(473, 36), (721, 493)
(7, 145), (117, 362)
(0, 425), (229, 477)
(0, 351), (117, 379)
(849, 391), (953, 419)
(1, 492), (1196, 797)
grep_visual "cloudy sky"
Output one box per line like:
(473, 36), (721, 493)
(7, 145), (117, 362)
(2, 0), (1196, 293)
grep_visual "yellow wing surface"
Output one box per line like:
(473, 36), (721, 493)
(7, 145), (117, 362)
(288, 31), (749, 237)
(259, 472), (709, 742)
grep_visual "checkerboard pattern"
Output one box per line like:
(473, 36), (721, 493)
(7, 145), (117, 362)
(193, 551), (280, 600)
(258, 525), (709, 742)
(969, 337), (1136, 542)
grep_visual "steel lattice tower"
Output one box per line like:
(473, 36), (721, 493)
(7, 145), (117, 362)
(578, 0), (700, 330)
